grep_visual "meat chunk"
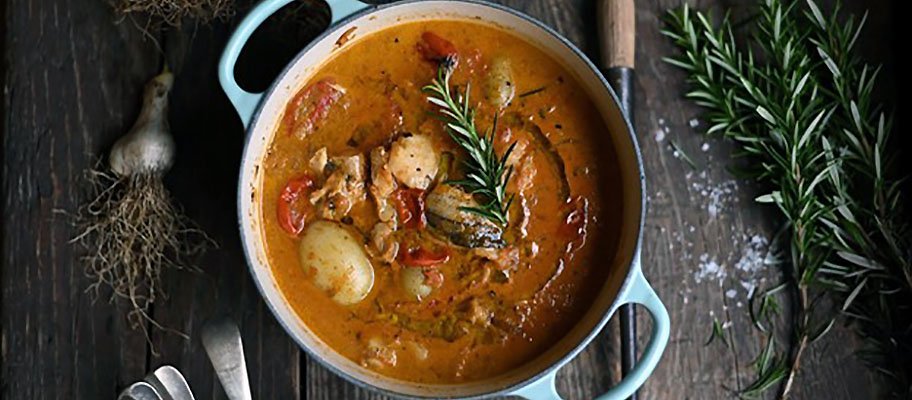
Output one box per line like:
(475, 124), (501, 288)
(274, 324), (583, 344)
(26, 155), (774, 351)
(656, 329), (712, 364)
(308, 147), (328, 176)
(389, 135), (438, 190)
(369, 221), (399, 263)
(369, 146), (398, 223)
(310, 154), (366, 220)
(426, 184), (505, 248)
(471, 246), (520, 270)
(464, 297), (492, 327)
(362, 336), (398, 369)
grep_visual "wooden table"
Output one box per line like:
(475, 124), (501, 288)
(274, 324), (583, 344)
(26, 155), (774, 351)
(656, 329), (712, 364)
(1, 0), (897, 398)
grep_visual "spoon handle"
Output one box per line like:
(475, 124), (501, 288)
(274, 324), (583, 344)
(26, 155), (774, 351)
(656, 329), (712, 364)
(201, 317), (252, 400)
(146, 365), (196, 400)
(598, 0), (635, 70)
(118, 382), (163, 400)
(597, 1), (638, 400)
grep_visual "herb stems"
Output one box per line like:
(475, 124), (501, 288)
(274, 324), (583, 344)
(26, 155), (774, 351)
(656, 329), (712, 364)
(663, 0), (910, 398)
(423, 58), (515, 226)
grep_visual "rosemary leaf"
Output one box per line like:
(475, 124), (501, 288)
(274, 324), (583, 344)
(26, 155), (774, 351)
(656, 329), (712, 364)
(423, 58), (515, 226)
(664, 0), (911, 397)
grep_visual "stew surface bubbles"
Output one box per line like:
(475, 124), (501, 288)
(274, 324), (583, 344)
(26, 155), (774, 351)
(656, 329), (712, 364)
(261, 19), (623, 384)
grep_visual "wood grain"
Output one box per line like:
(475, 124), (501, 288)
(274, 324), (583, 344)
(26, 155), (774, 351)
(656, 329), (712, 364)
(1, 0), (160, 397)
(0, 0), (896, 399)
(597, 0), (636, 68)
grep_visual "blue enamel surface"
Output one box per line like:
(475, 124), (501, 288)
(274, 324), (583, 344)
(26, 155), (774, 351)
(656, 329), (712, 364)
(218, 0), (368, 127)
(330, 0), (370, 24)
(221, 1), (669, 398)
(592, 266), (670, 400)
(511, 371), (561, 400)
(510, 263), (669, 400)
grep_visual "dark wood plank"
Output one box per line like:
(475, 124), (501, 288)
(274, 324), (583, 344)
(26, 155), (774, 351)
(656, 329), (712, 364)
(634, 1), (886, 399)
(145, 2), (334, 398)
(1, 0), (160, 398)
(1, 0), (898, 399)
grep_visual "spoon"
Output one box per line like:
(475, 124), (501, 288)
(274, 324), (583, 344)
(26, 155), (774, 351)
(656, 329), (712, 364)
(201, 317), (252, 400)
(146, 365), (196, 400)
(118, 382), (163, 400)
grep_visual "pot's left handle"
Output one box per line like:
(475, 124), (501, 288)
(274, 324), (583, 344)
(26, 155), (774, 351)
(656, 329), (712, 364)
(219, 0), (370, 128)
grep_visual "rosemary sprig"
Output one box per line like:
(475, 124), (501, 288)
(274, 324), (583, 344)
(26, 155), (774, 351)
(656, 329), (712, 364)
(705, 318), (730, 347)
(423, 58), (516, 226)
(663, 0), (910, 398)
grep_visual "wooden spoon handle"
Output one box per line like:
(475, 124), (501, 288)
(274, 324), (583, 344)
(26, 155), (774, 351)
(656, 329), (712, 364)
(597, 2), (638, 400)
(597, 0), (636, 69)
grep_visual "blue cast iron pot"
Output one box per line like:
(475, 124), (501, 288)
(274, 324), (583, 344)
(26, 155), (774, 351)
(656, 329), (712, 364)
(220, 0), (669, 398)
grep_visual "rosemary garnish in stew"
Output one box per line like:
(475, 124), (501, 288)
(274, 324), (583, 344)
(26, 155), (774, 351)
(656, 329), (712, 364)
(423, 58), (516, 226)
(518, 86), (547, 98)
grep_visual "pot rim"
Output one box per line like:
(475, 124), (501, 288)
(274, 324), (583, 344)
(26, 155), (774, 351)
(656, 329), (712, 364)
(235, 0), (647, 398)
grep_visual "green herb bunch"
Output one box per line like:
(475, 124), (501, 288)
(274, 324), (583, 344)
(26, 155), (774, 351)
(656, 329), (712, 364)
(423, 58), (516, 226)
(663, 0), (911, 398)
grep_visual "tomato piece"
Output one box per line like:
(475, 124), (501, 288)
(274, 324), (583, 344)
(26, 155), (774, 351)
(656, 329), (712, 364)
(393, 188), (427, 229)
(417, 31), (457, 61)
(284, 78), (344, 139)
(277, 175), (316, 236)
(399, 247), (450, 267)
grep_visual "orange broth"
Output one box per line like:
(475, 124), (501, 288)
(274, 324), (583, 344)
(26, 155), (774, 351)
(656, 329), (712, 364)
(260, 20), (622, 383)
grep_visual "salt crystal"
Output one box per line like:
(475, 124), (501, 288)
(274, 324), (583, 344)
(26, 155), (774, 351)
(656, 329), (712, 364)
(703, 180), (738, 217)
(701, 142), (710, 152)
(735, 235), (769, 274)
(708, 203), (719, 217)
(731, 234), (772, 300)
(694, 254), (726, 284)
(726, 289), (737, 298)
(689, 118), (700, 128)
(654, 130), (666, 142)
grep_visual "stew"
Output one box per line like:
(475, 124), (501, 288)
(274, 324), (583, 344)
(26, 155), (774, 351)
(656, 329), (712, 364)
(260, 19), (622, 384)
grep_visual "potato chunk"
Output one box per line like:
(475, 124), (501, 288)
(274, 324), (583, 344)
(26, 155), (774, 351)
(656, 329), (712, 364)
(389, 135), (438, 190)
(298, 221), (374, 305)
(484, 55), (515, 109)
(401, 266), (432, 299)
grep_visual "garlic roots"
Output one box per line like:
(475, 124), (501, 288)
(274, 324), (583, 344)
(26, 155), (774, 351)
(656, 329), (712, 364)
(74, 70), (213, 347)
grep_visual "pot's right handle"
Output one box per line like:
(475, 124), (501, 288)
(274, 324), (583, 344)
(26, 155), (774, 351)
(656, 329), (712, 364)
(512, 265), (669, 400)
(595, 266), (669, 400)
(218, 0), (369, 128)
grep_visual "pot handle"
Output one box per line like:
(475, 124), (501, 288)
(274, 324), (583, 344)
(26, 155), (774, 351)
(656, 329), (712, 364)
(218, 0), (370, 128)
(595, 266), (669, 400)
(511, 265), (669, 400)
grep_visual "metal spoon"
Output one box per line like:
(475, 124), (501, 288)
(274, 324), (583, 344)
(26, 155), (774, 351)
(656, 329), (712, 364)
(118, 382), (163, 400)
(146, 365), (196, 400)
(201, 317), (252, 400)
